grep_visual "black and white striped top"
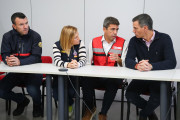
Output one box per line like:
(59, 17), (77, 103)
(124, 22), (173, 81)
(53, 40), (87, 68)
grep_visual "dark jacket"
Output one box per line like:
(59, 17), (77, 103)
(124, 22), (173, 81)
(125, 30), (176, 70)
(54, 40), (80, 62)
(1, 28), (42, 65)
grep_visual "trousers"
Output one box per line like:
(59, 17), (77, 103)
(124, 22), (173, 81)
(125, 80), (162, 117)
(82, 77), (122, 115)
(0, 73), (42, 105)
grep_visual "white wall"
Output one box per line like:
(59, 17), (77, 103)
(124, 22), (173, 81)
(1, 0), (179, 68)
(0, 0), (180, 100)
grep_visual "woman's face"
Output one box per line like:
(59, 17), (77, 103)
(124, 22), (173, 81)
(72, 32), (80, 45)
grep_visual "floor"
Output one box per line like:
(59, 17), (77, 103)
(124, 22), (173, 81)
(0, 95), (175, 120)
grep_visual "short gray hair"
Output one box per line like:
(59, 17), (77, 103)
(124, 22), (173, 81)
(103, 16), (119, 28)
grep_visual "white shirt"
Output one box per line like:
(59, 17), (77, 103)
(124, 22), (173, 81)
(88, 36), (127, 67)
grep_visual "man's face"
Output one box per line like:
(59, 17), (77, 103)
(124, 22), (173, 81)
(133, 21), (146, 38)
(103, 24), (119, 42)
(13, 17), (29, 35)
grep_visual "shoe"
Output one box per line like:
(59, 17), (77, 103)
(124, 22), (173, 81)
(148, 112), (158, 120)
(98, 113), (107, 120)
(33, 104), (42, 117)
(68, 104), (74, 118)
(82, 107), (96, 120)
(13, 97), (30, 116)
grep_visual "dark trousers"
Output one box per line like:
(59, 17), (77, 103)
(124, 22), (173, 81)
(125, 80), (162, 118)
(0, 73), (42, 105)
(82, 77), (122, 115)
(52, 75), (76, 106)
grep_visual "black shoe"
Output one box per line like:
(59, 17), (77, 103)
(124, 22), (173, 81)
(33, 104), (42, 117)
(148, 112), (158, 120)
(13, 97), (30, 116)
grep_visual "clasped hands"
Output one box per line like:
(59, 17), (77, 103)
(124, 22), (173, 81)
(109, 53), (120, 61)
(136, 60), (153, 72)
(67, 59), (78, 69)
(5, 55), (20, 67)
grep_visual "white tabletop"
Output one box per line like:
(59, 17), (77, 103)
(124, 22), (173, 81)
(171, 69), (180, 81)
(0, 62), (179, 82)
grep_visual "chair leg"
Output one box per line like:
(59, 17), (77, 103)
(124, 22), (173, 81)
(120, 86), (125, 120)
(174, 94), (177, 120)
(126, 101), (130, 120)
(41, 81), (45, 117)
(54, 99), (58, 108)
(8, 100), (11, 115)
(21, 87), (25, 95)
(136, 106), (139, 116)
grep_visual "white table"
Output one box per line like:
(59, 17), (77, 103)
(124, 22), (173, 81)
(0, 63), (179, 120)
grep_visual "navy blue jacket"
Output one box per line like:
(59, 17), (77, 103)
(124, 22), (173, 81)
(1, 28), (42, 65)
(54, 40), (80, 62)
(125, 30), (176, 70)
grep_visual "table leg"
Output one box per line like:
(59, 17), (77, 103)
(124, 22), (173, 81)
(64, 77), (68, 119)
(160, 81), (171, 120)
(46, 75), (52, 120)
(176, 82), (180, 120)
(58, 75), (65, 120)
(75, 77), (80, 120)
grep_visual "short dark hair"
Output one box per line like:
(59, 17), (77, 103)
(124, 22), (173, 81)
(103, 16), (119, 28)
(11, 12), (26, 24)
(132, 14), (153, 30)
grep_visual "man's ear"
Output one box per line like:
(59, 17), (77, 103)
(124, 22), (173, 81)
(103, 27), (107, 32)
(144, 25), (148, 30)
(12, 24), (16, 29)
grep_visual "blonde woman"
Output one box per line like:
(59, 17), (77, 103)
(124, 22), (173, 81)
(52, 25), (86, 117)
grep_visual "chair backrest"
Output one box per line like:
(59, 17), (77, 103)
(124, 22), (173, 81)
(0, 55), (5, 75)
(41, 56), (53, 78)
(0, 55), (2, 61)
(41, 56), (53, 63)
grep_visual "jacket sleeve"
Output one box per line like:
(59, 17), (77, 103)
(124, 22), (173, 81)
(1, 34), (12, 64)
(125, 37), (138, 69)
(77, 40), (87, 67)
(151, 35), (177, 70)
(20, 33), (42, 65)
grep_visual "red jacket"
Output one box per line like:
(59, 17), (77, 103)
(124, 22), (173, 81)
(92, 36), (125, 66)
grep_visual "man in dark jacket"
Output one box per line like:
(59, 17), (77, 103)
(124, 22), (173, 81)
(125, 14), (176, 120)
(0, 12), (42, 117)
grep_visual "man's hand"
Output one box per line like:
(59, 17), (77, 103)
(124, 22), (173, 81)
(136, 60), (152, 72)
(110, 53), (122, 66)
(5, 55), (20, 67)
(67, 59), (78, 69)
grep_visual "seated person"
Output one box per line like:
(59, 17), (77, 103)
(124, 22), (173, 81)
(0, 12), (43, 117)
(52, 25), (86, 118)
(125, 14), (177, 120)
(82, 16), (126, 120)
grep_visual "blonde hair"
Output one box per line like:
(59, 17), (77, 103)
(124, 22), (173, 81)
(60, 25), (77, 55)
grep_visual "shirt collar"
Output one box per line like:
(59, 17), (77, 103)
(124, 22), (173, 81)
(143, 30), (155, 42)
(101, 35), (116, 43)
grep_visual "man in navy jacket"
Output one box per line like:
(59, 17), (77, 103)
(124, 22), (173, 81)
(125, 14), (176, 120)
(0, 12), (42, 117)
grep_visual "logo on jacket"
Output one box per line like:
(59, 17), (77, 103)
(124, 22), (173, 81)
(73, 50), (77, 58)
(38, 42), (42, 47)
(113, 46), (122, 50)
